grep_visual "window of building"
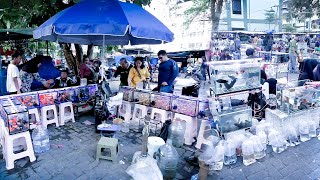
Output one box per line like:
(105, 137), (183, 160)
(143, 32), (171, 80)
(232, 0), (242, 15)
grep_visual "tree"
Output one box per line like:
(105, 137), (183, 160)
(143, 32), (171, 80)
(184, 0), (225, 48)
(284, 0), (317, 20)
(282, 24), (296, 33)
(265, 10), (276, 30)
(0, 0), (149, 75)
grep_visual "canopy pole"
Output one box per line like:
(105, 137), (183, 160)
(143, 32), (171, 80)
(101, 35), (106, 82)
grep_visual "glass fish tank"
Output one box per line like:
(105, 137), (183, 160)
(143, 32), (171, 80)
(38, 91), (58, 106)
(209, 60), (261, 96)
(151, 92), (172, 110)
(88, 84), (98, 98)
(171, 96), (198, 117)
(57, 88), (75, 103)
(133, 89), (151, 106)
(74, 86), (90, 102)
(0, 105), (29, 135)
(218, 106), (252, 134)
(119, 86), (134, 102)
(276, 81), (319, 114)
(265, 108), (289, 132)
(14, 93), (39, 108)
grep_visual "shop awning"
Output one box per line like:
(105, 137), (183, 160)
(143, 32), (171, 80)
(0, 28), (34, 41)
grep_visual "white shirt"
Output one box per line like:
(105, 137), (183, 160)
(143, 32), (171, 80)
(6, 63), (21, 92)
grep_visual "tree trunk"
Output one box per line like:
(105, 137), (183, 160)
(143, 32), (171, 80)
(74, 44), (83, 77)
(210, 0), (224, 48)
(87, 44), (94, 60)
(61, 43), (79, 75)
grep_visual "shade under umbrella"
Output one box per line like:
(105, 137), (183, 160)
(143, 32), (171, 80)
(33, 0), (174, 45)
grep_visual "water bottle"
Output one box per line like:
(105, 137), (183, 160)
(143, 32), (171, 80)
(168, 119), (186, 148)
(156, 139), (179, 179)
(32, 123), (50, 153)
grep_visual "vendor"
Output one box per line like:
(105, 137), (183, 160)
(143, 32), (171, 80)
(128, 57), (150, 88)
(80, 55), (94, 81)
(6, 51), (22, 94)
(20, 56), (53, 93)
(114, 58), (133, 86)
(54, 69), (73, 88)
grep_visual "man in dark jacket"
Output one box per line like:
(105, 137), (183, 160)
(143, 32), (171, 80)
(114, 58), (133, 86)
(157, 50), (179, 93)
(54, 70), (73, 88)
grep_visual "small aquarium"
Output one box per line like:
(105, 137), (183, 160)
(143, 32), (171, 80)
(57, 88), (75, 103)
(151, 92), (172, 110)
(171, 96), (198, 117)
(38, 91), (58, 106)
(14, 93), (39, 108)
(119, 86), (134, 102)
(133, 89), (151, 106)
(0, 105), (29, 135)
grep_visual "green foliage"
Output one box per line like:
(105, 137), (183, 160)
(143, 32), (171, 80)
(265, 10), (275, 23)
(282, 24), (296, 33)
(285, 0), (317, 19)
(184, 0), (210, 27)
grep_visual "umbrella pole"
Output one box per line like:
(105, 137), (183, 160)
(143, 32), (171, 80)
(101, 35), (106, 82)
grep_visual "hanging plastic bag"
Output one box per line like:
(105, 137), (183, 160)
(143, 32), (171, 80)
(308, 120), (317, 138)
(299, 121), (310, 142)
(126, 156), (163, 180)
(209, 141), (225, 171)
(257, 131), (268, 147)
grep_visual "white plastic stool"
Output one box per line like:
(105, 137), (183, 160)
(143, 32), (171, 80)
(118, 101), (133, 122)
(147, 136), (165, 157)
(150, 107), (172, 132)
(132, 104), (148, 129)
(41, 105), (59, 128)
(174, 113), (197, 145)
(195, 119), (212, 149)
(58, 102), (75, 126)
(3, 131), (36, 170)
(28, 108), (40, 130)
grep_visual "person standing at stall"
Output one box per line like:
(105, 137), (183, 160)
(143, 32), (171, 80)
(20, 56), (53, 93)
(114, 58), (133, 86)
(157, 50), (179, 93)
(289, 35), (298, 73)
(127, 57), (150, 88)
(6, 51), (22, 94)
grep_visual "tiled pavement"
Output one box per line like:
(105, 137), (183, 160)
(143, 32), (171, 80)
(1, 115), (320, 180)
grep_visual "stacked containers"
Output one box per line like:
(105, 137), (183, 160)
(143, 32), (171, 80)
(119, 86), (134, 102)
(171, 95), (198, 117)
(133, 89), (151, 106)
(151, 92), (172, 110)
(0, 98), (29, 134)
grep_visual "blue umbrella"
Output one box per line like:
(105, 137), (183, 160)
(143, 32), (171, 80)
(33, 0), (174, 45)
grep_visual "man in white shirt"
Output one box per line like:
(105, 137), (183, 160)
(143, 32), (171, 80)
(6, 51), (22, 94)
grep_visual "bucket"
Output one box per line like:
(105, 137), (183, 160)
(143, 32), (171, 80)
(147, 136), (165, 158)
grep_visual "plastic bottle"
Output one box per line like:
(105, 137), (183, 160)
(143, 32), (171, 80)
(210, 141), (224, 170)
(156, 139), (179, 179)
(241, 139), (256, 166)
(168, 119), (186, 148)
(32, 123), (50, 154)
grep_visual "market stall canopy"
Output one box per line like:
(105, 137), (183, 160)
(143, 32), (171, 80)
(121, 48), (153, 55)
(33, 0), (174, 46)
(0, 28), (34, 41)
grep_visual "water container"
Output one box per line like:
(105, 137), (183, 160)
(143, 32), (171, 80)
(224, 140), (237, 165)
(241, 139), (256, 166)
(156, 139), (179, 179)
(299, 121), (310, 142)
(32, 124), (50, 153)
(168, 120), (186, 148)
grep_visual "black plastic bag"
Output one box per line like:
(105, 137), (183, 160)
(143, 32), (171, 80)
(158, 120), (172, 141)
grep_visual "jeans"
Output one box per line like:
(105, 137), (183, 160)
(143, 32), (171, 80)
(160, 84), (173, 93)
(289, 53), (297, 71)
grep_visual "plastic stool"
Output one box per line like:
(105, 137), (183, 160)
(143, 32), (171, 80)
(41, 105), (59, 128)
(96, 137), (118, 162)
(58, 102), (75, 126)
(132, 104), (148, 130)
(174, 113), (197, 145)
(118, 101), (133, 122)
(28, 108), (40, 130)
(3, 131), (36, 170)
(195, 119), (212, 149)
(149, 107), (172, 133)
